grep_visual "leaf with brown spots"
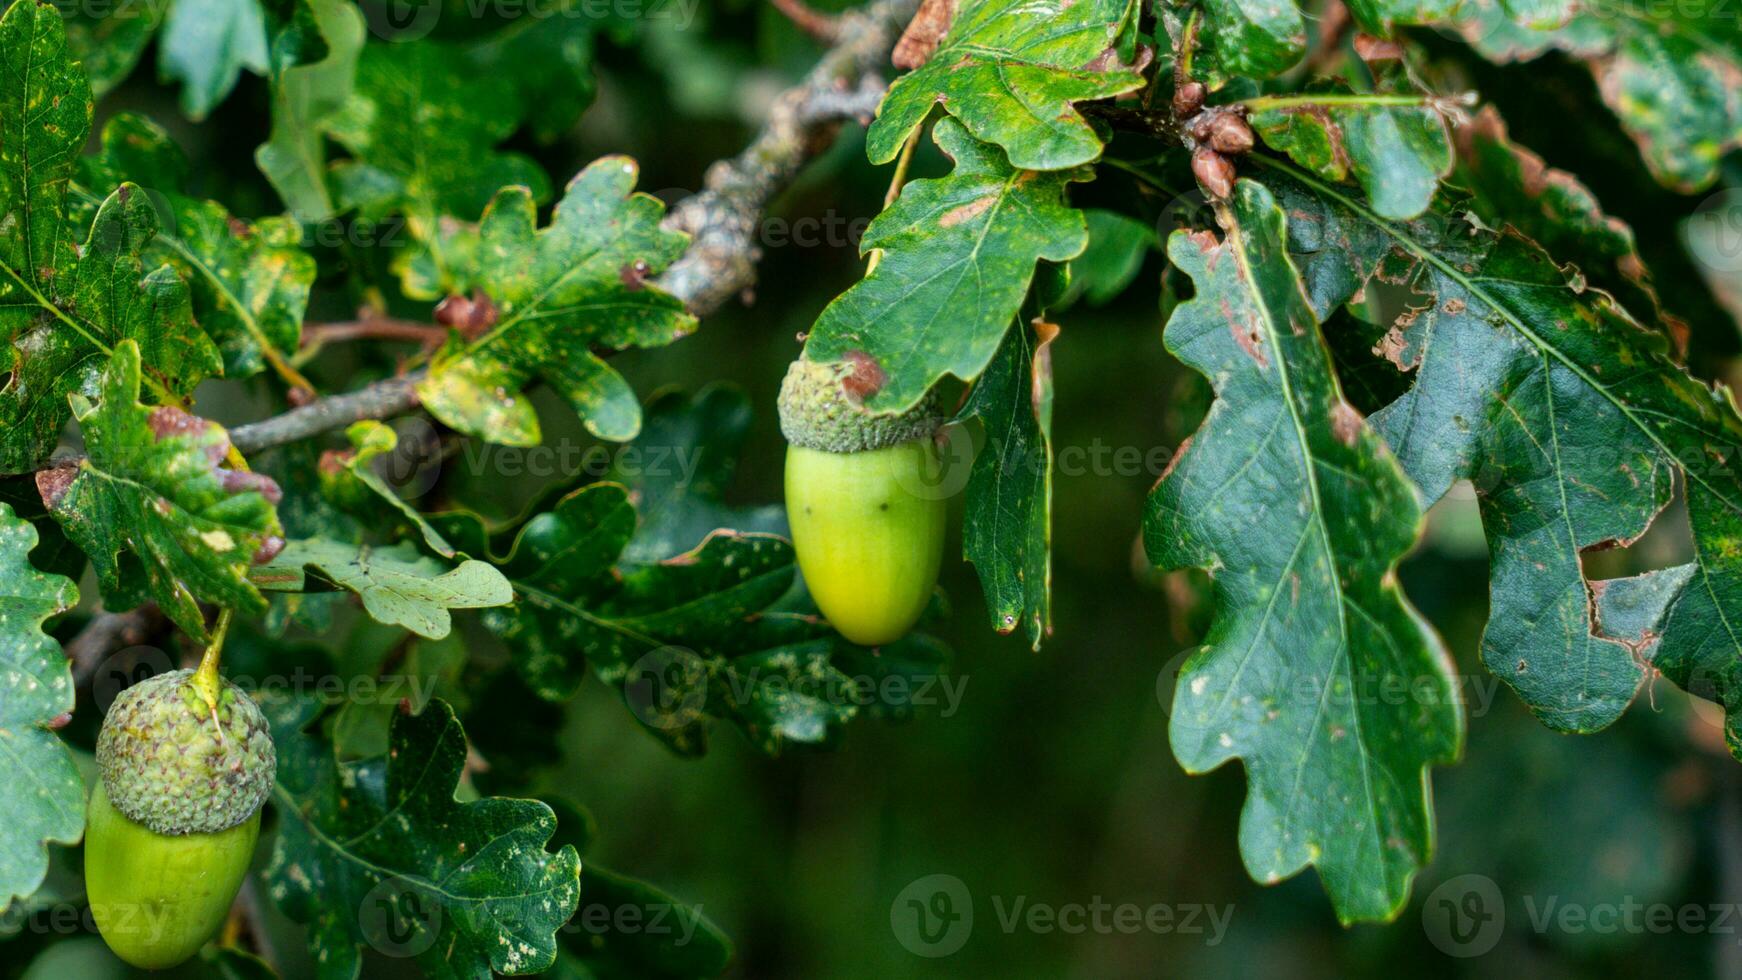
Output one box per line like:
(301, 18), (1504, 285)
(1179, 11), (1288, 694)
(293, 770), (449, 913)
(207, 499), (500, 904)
(417, 157), (695, 446)
(0, 3), (221, 475)
(1146, 179), (1459, 925)
(1245, 81), (1455, 220)
(1266, 157), (1742, 751)
(264, 694), (581, 979)
(806, 119), (1091, 413)
(1452, 106), (1682, 348)
(1454, 0), (1742, 193)
(43, 341), (282, 641)
(866, 0), (1145, 170)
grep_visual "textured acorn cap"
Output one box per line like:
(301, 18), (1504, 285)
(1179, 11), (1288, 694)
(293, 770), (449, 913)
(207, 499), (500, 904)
(778, 355), (942, 453)
(96, 669), (275, 836)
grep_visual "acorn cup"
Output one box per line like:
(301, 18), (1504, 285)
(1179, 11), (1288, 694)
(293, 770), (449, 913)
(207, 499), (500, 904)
(779, 355), (948, 646)
(85, 668), (275, 969)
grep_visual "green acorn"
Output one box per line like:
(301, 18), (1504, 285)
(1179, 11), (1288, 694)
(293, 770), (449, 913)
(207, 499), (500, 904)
(86, 668), (275, 969)
(780, 355), (947, 646)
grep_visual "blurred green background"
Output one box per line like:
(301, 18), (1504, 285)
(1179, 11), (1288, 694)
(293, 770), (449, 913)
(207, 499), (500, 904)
(7, 1), (1742, 977)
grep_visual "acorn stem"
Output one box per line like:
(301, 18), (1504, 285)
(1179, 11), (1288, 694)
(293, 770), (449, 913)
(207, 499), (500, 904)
(191, 608), (232, 711)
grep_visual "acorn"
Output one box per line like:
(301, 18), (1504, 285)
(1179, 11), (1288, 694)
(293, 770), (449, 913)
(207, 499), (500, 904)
(86, 668), (275, 969)
(779, 355), (947, 646)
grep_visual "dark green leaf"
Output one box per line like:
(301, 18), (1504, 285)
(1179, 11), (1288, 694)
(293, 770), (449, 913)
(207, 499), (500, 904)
(805, 118), (1091, 413)
(1450, 105), (1679, 344)
(1145, 180), (1460, 924)
(1265, 157), (1742, 743)
(0, 502), (80, 912)
(958, 318), (1054, 649)
(865, 0), (1145, 170)
(0, 3), (221, 473)
(417, 159), (694, 445)
(265, 695), (581, 978)
(41, 341), (281, 640)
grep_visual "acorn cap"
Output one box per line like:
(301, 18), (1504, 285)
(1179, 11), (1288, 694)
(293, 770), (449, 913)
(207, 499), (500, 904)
(96, 669), (276, 836)
(778, 355), (942, 453)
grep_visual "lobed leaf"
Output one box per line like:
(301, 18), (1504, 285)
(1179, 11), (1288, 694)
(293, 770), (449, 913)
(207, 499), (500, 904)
(806, 118), (1091, 413)
(1449, 106), (1680, 347)
(38, 341), (282, 640)
(1265, 158), (1742, 746)
(0, 502), (80, 913)
(265, 695), (581, 979)
(255, 539), (512, 641)
(1456, 0), (1742, 193)
(328, 41), (552, 299)
(0, 2), (221, 473)
(417, 158), (694, 445)
(606, 385), (786, 564)
(1145, 179), (1460, 923)
(256, 0), (364, 222)
(1245, 84), (1455, 220)
(866, 0), (1145, 170)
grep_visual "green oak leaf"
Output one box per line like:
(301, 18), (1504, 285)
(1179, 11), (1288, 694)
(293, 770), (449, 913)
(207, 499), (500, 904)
(157, 0), (270, 119)
(1265, 157), (1742, 743)
(484, 484), (790, 695)
(1145, 180), (1460, 924)
(257, 0), (363, 221)
(958, 318), (1054, 650)
(607, 385), (786, 563)
(417, 157), (694, 445)
(75, 113), (316, 383)
(265, 694), (581, 979)
(865, 0), (1145, 170)
(39, 341), (282, 641)
(328, 41), (552, 299)
(1450, 105), (1680, 346)
(0, 2), (221, 474)
(805, 118), (1091, 413)
(1456, 0), (1742, 193)
(0, 502), (80, 913)
(479, 482), (861, 754)
(1245, 84), (1455, 220)
(253, 538), (512, 640)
